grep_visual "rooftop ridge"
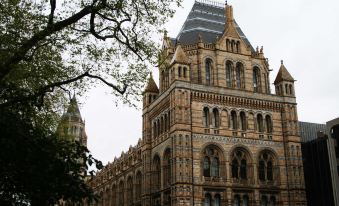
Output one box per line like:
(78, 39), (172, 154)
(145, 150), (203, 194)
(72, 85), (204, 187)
(195, 0), (225, 8)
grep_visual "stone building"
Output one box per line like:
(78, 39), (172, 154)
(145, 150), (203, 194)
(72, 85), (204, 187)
(88, 1), (307, 205)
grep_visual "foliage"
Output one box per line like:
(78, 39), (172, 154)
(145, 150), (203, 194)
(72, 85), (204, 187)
(0, 106), (103, 206)
(0, 0), (181, 108)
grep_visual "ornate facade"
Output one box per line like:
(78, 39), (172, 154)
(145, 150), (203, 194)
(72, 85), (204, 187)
(88, 1), (307, 205)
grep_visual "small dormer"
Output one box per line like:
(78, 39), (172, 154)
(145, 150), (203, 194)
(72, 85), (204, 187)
(143, 73), (159, 108)
(274, 60), (296, 97)
(168, 43), (190, 85)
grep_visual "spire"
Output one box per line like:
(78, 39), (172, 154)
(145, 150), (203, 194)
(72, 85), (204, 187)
(144, 73), (159, 93)
(62, 95), (83, 122)
(170, 44), (189, 65)
(274, 60), (295, 84)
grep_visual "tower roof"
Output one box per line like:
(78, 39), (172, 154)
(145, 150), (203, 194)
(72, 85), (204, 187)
(172, 0), (254, 51)
(144, 74), (159, 93)
(61, 95), (83, 122)
(274, 60), (295, 84)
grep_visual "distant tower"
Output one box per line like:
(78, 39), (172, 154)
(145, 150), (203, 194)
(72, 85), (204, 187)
(57, 95), (87, 146)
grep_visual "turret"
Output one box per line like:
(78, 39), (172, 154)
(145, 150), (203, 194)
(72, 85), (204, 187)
(143, 73), (159, 108)
(57, 95), (87, 146)
(168, 43), (190, 84)
(274, 60), (296, 97)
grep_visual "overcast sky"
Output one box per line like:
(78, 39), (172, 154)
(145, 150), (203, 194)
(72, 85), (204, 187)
(80, 0), (339, 164)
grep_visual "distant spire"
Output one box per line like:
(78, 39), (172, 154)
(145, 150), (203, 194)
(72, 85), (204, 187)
(274, 60), (295, 84)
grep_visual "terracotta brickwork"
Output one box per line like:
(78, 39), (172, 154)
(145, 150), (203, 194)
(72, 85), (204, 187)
(88, 1), (307, 206)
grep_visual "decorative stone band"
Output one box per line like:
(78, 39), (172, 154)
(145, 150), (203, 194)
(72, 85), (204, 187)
(193, 133), (284, 148)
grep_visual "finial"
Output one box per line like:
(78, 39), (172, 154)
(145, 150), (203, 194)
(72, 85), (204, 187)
(225, 0), (227, 5)
(198, 33), (203, 43)
(150, 72), (153, 78)
(281, 60), (284, 65)
(164, 30), (167, 38)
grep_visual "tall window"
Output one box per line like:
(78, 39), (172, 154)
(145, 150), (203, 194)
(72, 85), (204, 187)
(270, 196), (276, 206)
(226, 61), (233, 87)
(203, 107), (210, 127)
(231, 149), (248, 180)
(153, 155), (161, 191)
(233, 195), (240, 206)
(212, 108), (220, 128)
(265, 115), (273, 133)
(205, 59), (212, 85)
(240, 112), (247, 131)
(257, 114), (264, 132)
(236, 63), (244, 89)
(230, 111), (237, 130)
(243, 195), (249, 206)
(203, 146), (221, 177)
(253, 67), (261, 92)
(214, 194), (221, 206)
(204, 194), (212, 206)
(258, 151), (275, 181)
(135, 172), (142, 201)
(163, 149), (171, 188)
(178, 66), (182, 77)
(261, 196), (268, 206)
(127, 176), (133, 205)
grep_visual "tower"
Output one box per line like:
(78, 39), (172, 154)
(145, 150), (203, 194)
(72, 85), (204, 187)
(89, 1), (307, 206)
(57, 95), (87, 146)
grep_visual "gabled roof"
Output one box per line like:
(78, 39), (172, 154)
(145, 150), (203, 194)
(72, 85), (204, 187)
(172, 0), (254, 51)
(144, 74), (159, 93)
(170, 43), (190, 65)
(274, 61), (295, 84)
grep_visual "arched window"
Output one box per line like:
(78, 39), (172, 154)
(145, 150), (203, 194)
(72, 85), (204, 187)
(230, 111), (237, 130)
(257, 114), (264, 132)
(261, 196), (268, 206)
(243, 195), (249, 206)
(212, 108), (220, 128)
(204, 194), (212, 206)
(258, 151), (275, 182)
(183, 67), (187, 78)
(226, 61), (233, 87)
(127, 176), (133, 205)
(285, 84), (288, 94)
(153, 155), (161, 191)
(233, 195), (240, 206)
(135, 172), (142, 201)
(253, 67), (261, 92)
(240, 112), (247, 131)
(269, 196), (276, 206)
(231, 149), (249, 180)
(118, 180), (124, 206)
(203, 146), (221, 177)
(205, 59), (212, 85)
(203, 107), (210, 127)
(214, 194), (221, 206)
(265, 115), (273, 133)
(231, 40), (235, 52)
(163, 148), (171, 188)
(178, 66), (182, 77)
(236, 63), (244, 88)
